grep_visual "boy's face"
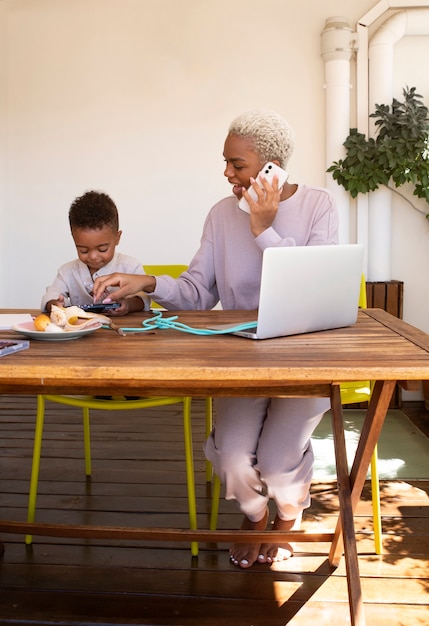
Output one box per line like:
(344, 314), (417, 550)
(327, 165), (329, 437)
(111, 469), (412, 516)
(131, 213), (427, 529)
(72, 225), (121, 274)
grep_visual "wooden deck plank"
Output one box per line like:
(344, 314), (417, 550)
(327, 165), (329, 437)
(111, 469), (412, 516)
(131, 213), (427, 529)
(0, 587), (428, 626)
(0, 394), (428, 626)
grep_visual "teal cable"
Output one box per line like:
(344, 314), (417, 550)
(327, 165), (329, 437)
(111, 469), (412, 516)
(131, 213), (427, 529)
(104, 310), (257, 335)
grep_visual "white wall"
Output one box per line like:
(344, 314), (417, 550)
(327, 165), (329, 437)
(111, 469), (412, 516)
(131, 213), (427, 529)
(2, 0), (429, 345)
(391, 33), (429, 336)
(1, 0), (377, 308)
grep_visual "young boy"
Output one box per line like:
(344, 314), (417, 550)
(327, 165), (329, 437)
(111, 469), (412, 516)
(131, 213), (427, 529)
(41, 190), (150, 315)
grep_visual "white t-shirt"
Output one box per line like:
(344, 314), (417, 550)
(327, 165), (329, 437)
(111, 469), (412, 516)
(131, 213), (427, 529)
(41, 251), (150, 311)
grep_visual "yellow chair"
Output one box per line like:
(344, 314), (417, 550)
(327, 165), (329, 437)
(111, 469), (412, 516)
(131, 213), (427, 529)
(144, 265), (214, 482)
(210, 275), (383, 554)
(26, 265), (199, 555)
(339, 274), (382, 554)
(143, 264), (188, 309)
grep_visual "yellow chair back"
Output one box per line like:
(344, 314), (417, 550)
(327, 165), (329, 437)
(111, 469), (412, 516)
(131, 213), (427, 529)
(143, 264), (188, 309)
(340, 275), (370, 404)
(339, 274), (382, 554)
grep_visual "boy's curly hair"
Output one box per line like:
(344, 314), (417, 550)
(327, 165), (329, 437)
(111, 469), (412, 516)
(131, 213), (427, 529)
(228, 109), (295, 168)
(69, 190), (119, 231)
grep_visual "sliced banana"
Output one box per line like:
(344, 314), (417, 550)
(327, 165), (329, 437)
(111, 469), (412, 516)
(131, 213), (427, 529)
(63, 305), (111, 324)
(45, 322), (65, 333)
(63, 318), (104, 331)
(50, 305), (68, 327)
(49, 304), (110, 331)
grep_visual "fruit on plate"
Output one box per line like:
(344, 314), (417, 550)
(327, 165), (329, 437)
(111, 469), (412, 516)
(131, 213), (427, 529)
(50, 305), (110, 331)
(32, 306), (110, 333)
(33, 314), (52, 331)
(44, 323), (65, 333)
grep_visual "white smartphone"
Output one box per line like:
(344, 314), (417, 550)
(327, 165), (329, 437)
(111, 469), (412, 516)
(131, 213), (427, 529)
(238, 162), (289, 213)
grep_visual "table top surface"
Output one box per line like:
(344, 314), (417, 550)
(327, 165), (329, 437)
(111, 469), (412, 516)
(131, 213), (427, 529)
(1, 308), (429, 396)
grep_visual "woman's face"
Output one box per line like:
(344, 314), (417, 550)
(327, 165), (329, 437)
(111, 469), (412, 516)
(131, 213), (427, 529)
(223, 133), (264, 199)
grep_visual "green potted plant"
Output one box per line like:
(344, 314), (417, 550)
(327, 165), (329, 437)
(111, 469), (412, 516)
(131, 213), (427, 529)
(329, 86), (429, 407)
(328, 86), (429, 216)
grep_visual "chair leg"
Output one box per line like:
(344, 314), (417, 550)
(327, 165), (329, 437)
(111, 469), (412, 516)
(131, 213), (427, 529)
(370, 444), (383, 554)
(205, 397), (213, 482)
(26, 396), (199, 555)
(210, 473), (222, 531)
(183, 397), (198, 556)
(26, 395), (46, 544)
(82, 407), (92, 476)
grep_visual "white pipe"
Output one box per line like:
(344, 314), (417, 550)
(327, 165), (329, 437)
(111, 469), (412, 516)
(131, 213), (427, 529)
(321, 17), (355, 244)
(355, 22), (370, 275)
(364, 7), (429, 280)
(367, 18), (397, 280)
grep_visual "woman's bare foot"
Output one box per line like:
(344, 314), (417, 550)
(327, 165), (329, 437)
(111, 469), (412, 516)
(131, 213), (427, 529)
(257, 514), (297, 564)
(229, 509), (269, 569)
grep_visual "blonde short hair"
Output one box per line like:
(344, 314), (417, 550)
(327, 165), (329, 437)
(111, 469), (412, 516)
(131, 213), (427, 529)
(228, 108), (295, 168)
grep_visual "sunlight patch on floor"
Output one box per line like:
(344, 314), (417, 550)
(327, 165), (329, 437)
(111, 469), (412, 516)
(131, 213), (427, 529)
(311, 410), (429, 480)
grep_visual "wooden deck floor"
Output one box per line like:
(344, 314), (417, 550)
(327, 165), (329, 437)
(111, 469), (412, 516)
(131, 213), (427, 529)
(0, 395), (428, 626)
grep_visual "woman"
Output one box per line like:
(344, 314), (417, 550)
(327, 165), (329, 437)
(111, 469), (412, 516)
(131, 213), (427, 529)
(94, 109), (339, 568)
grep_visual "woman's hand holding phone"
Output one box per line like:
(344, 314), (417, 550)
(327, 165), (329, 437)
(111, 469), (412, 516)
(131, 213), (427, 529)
(238, 162), (288, 213)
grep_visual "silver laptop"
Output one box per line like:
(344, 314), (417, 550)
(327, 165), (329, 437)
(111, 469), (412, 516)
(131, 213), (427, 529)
(212, 244), (364, 339)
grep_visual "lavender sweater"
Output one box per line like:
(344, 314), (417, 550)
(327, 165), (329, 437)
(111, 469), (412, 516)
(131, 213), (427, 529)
(150, 184), (339, 311)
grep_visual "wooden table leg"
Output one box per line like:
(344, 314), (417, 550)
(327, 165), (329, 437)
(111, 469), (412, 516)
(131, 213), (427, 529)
(329, 380), (396, 563)
(330, 384), (365, 626)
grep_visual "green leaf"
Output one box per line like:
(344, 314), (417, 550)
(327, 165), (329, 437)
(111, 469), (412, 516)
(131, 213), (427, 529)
(328, 85), (429, 213)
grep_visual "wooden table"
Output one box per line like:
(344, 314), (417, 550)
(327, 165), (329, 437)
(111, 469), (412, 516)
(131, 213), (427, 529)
(1, 308), (429, 626)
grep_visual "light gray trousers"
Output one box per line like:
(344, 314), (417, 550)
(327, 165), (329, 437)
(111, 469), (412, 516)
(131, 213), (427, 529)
(204, 396), (330, 522)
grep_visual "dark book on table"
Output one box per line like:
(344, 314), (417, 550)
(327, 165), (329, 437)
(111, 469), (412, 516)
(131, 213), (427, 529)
(0, 339), (30, 357)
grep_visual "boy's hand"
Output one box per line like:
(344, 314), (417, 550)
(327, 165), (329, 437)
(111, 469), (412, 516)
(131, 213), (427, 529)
(93, 273), (156, 302)
(45, 295), (65, 313)
(107, 297), (144, 316)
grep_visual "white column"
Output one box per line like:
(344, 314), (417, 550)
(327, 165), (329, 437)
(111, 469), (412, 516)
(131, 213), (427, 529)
(367, 17), (398, 280)
(367, 9), (429, 280)
(321, 17), (355, 244)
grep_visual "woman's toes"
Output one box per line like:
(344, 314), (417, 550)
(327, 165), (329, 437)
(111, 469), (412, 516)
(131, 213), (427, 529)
(275, 545), (293, 560)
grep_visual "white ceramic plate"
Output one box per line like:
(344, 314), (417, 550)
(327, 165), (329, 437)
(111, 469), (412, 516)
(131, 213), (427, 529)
(12, 321), (103, 341)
